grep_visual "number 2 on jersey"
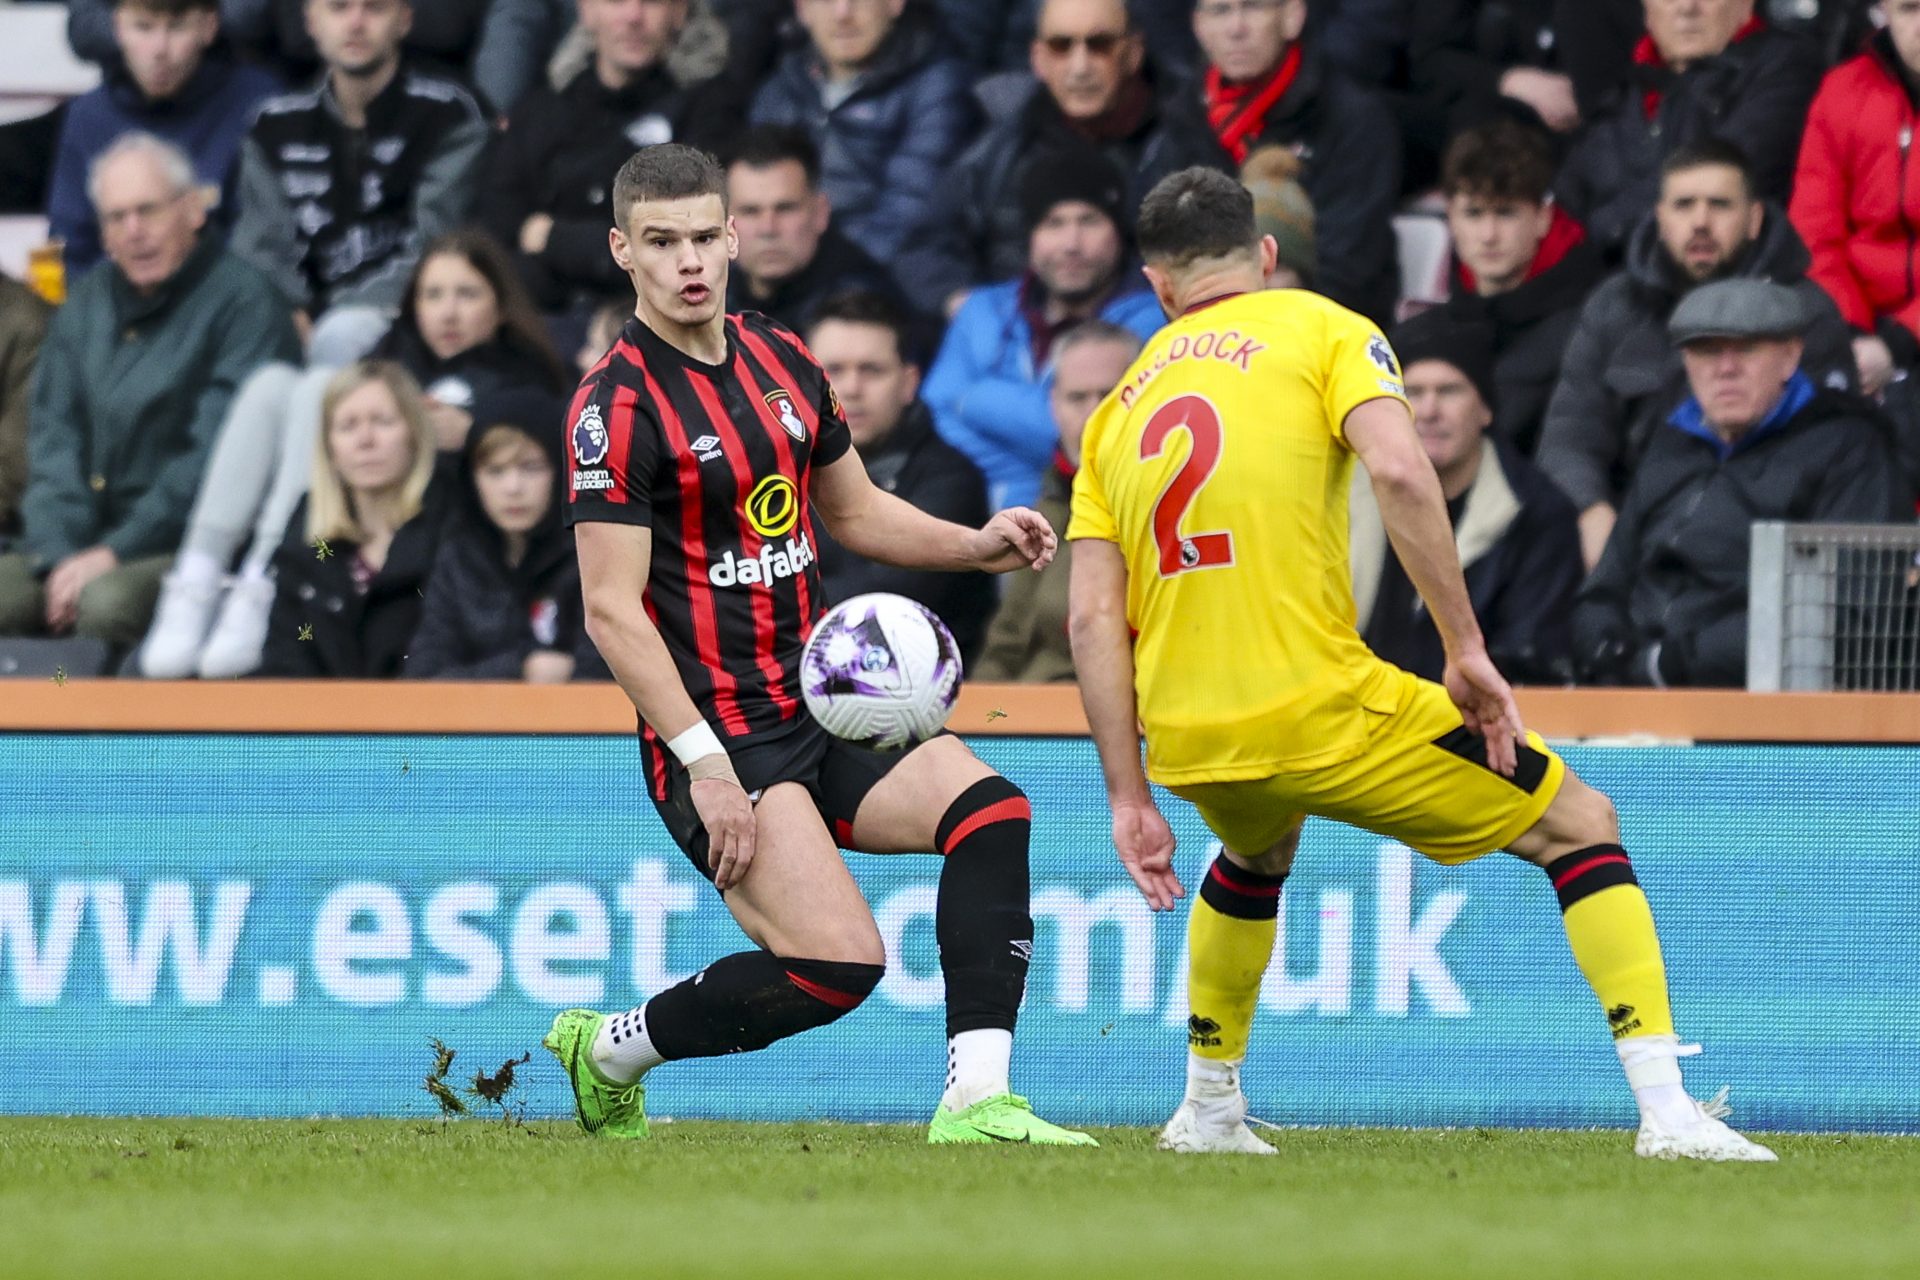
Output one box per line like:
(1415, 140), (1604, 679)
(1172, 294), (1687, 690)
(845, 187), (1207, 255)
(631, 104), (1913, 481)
(1140, 394), (1235, 577)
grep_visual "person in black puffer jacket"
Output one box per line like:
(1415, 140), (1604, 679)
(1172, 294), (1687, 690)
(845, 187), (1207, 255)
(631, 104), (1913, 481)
(1573, 279), (1911, 689)
(405, 386), (600, 681)
(260, 360), (453, 678)
(1553, 2), (1823, 257)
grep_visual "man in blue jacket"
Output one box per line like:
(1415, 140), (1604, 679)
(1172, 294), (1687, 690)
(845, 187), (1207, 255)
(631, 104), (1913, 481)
(923, 148), (1162, 510)
(47, 0), (280, 276)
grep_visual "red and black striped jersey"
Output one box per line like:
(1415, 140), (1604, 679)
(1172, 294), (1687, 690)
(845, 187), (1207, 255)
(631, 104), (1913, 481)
(564, 311), (854, 790)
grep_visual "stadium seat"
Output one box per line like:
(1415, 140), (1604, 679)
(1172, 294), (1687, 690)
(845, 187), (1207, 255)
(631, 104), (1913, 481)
(0, 3), (100, 123)
(1392, 212), (1452, 322)
(0, 637), (112, 679)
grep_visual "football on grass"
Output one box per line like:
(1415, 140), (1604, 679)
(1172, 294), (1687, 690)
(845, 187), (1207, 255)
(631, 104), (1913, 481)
(801, 593), (963, 751)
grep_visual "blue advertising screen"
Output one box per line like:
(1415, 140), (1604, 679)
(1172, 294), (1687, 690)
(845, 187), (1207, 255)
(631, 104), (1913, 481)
(2, 734), (1915, 1133)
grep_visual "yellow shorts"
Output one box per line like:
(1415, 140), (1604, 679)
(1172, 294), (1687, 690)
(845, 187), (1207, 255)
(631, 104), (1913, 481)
(1169, 666), (1565, 864)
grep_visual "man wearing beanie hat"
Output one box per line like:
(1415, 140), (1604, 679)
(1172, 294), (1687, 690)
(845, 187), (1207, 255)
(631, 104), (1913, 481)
(1574, 278), (1910, 688)
(1351, 310), (1581, 686)
(923, 148), (1162, 510)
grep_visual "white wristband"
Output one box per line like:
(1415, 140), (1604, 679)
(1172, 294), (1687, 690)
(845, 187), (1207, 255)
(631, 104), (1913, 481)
(665, 721), (726, 767)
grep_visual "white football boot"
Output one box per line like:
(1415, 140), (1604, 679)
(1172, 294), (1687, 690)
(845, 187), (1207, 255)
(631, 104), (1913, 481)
(139, 573), (225, 678)
(198, 575), (277, 679)
(1158, 1087), (1277, 1156)
(1634, 1087), (1778, 1162)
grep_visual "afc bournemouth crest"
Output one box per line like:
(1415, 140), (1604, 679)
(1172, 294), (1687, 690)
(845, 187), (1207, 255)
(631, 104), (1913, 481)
(765, 389), (807, 441)
(572, 401), (609, 466)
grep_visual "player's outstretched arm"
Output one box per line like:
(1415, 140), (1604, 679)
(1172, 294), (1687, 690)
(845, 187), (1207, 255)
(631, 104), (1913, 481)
(576, 521), (756, 890)
(1069, 538), (1183, 910)
(812, 451), (1057, 574)
(1344, 397), (1526, 776)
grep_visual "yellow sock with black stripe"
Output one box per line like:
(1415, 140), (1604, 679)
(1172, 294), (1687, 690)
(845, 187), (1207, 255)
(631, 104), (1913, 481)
(1544, 845), (1674, 1042)
(1186, 853), (1285, 1063)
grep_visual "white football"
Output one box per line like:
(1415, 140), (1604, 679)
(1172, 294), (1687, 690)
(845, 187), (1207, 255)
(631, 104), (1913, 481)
(800, 594), (964, 751)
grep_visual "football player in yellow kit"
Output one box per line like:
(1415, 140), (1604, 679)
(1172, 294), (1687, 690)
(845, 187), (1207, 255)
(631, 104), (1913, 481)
(1067, 167), (1773, 1163)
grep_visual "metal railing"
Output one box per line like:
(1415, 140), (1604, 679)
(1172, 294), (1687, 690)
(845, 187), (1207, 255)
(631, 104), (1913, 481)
(1748, 522), (1920, 691)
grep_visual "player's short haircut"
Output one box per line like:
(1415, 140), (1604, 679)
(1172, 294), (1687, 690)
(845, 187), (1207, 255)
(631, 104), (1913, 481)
(1136, 167), (1259, 269)
(1053, 318), (1144, 362)
(727, 125), (822, 190)
(807, 289), (919, 367)
(1661, 137), (1756, 200)
(612, 144), (727, 233)
(1441, 118), (1554, 204)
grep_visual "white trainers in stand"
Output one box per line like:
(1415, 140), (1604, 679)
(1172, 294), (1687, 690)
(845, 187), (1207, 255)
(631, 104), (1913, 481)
(1635, 1088), (1778, 1162)
(1158, 1092), (1278, 1155)
(138, 574), (226, 678)
(197, 575), (277, 679)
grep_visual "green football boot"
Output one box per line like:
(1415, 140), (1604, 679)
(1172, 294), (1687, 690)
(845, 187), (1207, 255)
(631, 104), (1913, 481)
(927, 1093), (1099, 1146)
(543, 1009), (649, 1139)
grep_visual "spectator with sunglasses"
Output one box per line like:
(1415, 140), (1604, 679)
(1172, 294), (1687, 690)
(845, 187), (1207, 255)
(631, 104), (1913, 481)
(896, 0), (1169, 320)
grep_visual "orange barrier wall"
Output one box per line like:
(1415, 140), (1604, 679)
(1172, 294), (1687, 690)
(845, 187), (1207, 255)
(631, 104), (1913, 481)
(0, 681), (1917, 742)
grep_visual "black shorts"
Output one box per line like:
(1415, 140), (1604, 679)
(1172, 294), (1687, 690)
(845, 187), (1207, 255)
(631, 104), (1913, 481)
(648, 715), (929, 883)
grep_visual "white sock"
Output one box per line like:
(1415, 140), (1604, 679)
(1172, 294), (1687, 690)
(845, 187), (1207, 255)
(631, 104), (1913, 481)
(1186, 1052), (1241, 1102)
(1618, 1034), (1700, 1128)
(941, 1028), (1012, 1110)
(591, 1005), (664, 1085)
(173, 550), (225, 587)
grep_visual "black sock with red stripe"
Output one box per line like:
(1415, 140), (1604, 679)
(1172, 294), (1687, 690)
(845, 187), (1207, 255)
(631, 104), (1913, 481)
(935, 777), (1034, 1037)
(1543, 844), (1639, 910)
(641, 951), (883, 1060)
(1198, 853), (1287, 919)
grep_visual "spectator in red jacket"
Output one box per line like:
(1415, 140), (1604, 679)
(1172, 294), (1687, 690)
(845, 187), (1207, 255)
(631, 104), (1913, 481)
(1791, 3), (1920, 401)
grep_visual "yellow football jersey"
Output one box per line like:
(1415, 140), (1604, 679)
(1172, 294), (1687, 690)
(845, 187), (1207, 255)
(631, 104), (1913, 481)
(1068, 289), (1411, 784)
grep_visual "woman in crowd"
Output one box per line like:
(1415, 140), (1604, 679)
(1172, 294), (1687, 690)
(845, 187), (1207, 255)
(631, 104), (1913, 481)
(140, 229), (568, 679)
(404, 387), (587, 682)
(257, 361), (448, 679)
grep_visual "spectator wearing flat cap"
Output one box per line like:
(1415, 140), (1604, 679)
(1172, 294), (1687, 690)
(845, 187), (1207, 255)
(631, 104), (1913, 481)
(1352, 311), (1581, 686)
(923, 148), (1163, 511)
(1573, 279), (1911, 689)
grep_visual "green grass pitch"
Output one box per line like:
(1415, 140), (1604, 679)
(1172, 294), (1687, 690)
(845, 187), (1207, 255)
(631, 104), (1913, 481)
(2, 1118), (1916, 1279)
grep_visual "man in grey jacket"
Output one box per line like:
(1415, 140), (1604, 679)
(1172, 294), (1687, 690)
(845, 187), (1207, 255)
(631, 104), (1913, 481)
(1537, 138), (1854, 569)
(229, 0), (489, 364)
(0, 134), (299, 647)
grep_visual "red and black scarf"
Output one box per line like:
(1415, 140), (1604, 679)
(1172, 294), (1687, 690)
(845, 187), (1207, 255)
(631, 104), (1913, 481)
(1204, 44), (1302, 165)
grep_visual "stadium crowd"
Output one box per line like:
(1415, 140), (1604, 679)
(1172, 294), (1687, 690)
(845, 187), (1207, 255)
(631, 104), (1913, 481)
(0, 0), (1913, 688)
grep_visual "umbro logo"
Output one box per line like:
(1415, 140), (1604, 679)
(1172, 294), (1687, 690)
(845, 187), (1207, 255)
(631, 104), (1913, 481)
(689, 434), (723, 461)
